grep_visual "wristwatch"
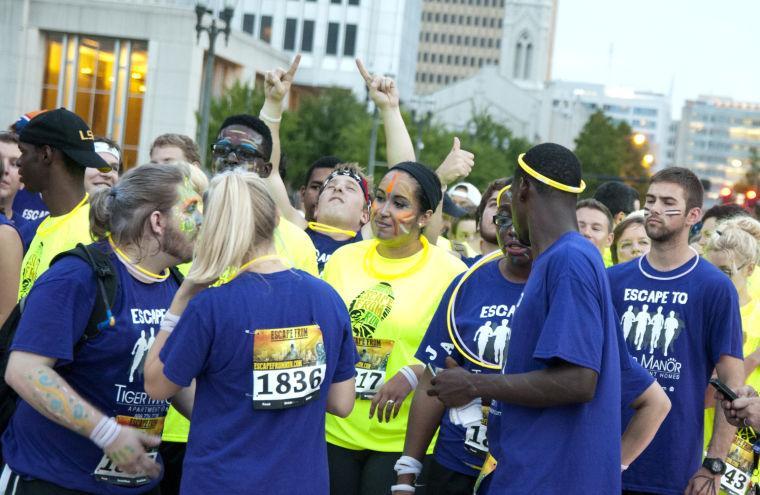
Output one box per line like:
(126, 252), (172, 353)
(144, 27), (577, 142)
(702, 457), (727, 475)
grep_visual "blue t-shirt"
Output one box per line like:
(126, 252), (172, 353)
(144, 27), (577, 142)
(415, 260), (524, 477)
(18, 215), (42, 252)
(491, 232), (622, 494)
(3, 244), (178, 494)
(159, 269), (358, 495)
(608, 254), (743, 494)
(12, 188), (48, 222)
(461, 254), (483, 268)
(306, 227), (362, 273)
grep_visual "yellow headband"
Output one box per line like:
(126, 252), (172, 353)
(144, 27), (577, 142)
(495, 184), (512, 208)
(517, 153), (586, 194)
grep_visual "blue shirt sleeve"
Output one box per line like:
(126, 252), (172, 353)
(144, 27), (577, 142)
(160, 300), (213, 387)
(621, 356), (655, 408)
(332, 297), (359, 383)
(705, 278), (743, 366)
(533, 273), (604, 373)
(11, 258), (96, 365)
(415, 276), (460, 368)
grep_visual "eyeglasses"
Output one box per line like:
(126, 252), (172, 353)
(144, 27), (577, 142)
(211, 140), (264, 164)
(493, 214), (513, 229)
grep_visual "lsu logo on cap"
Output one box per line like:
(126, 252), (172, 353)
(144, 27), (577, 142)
(79, 130), (94, 141)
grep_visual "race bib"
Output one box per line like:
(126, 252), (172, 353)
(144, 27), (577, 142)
(719, 429), (757, 495)
(93, 415), (165, 487)
(354, 337), (394, 399)
(252, 325), (326, 409)
(463, 404), (490, 458)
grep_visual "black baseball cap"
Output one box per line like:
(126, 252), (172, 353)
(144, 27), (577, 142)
(443, 193), (468, 218)
(18, 108), (109, 169)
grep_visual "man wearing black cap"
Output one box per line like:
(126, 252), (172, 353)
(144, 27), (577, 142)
(16, 108), (108, 299)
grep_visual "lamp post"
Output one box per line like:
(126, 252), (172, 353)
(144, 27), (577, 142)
(195, 1), (235, 167)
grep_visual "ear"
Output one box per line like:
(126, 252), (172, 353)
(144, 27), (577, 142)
(685, 207), (702, 227)
(149, 210), (168, 237)
(516, 175), (529, 202)
(614, 211), (626, 225)
(360, 207), (370, 225)
(257, 161), (273, 179)
(605, 232), (614, 248)
(746, 263), (755, 278)
(41, 145), (56, 164)
(417, 209), (434, 230)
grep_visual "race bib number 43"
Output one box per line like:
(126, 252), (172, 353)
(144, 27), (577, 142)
(93, 416), (164, 487)
(253, 325), (327, 410)
(354, 337), (394, 399)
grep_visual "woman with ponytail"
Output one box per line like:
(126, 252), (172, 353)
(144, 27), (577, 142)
(2, 163), (198, 494)
(144, 169), (357, 495)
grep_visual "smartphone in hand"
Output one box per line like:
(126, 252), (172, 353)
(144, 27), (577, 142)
(709, 378), (738, 401)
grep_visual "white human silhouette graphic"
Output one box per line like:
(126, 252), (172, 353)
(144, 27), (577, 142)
(649, 307), (665, 354)
(474, 321), (494, 361)
(663, 311), (679, 357)
(621, 305), (635, 341)
(492, 319), (511, 367)
(634, 305), (651, 351)
(129, 330), (149, 383)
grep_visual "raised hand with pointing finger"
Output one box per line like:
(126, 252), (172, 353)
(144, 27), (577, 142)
(356, 58), (399, 111)
(264, 54), (301, 105)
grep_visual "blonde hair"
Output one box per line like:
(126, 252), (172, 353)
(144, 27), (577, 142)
(705, 216), (760, 268)
(187, 169), (277, 284)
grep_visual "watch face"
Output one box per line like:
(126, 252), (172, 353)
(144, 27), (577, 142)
(704, 458), (724, 474)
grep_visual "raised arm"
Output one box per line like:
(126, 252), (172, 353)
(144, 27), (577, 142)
(356, 59), (415, 166)
(259, 54), (307, 229)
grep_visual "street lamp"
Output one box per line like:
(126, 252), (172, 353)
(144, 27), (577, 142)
(195, 0), (236, 167)
(632, 133), (647, 146)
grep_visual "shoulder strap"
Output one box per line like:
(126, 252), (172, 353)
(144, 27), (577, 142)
(51, 243), (119, 347)
(168, 266), (185, 285)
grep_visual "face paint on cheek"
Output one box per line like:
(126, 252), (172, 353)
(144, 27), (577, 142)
(663, 209), (683, 216)
(395, 211), (415, 235)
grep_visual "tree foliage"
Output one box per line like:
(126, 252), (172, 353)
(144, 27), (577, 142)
(574, 110), (650, 197)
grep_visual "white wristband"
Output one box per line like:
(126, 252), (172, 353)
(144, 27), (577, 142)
(399, 366), (419, 390)
(160, 312), (180, 334)
(90, 416), (122, 449)
(391, 484), (415, 493)
(259, 111), (282, 123)
(621, 464), (629, 472)
(394, 455), (423, 476)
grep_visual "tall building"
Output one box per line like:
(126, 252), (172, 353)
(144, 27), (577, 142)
(675, 96), (760, 195)
(236, 0), (422, 99)
(415, 0), (556, 94)
(0, 0), (289, 167)
(545, 81), (672, 171)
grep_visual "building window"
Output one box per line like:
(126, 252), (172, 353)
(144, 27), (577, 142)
(443, 14), (448, 22)
(283, 18), (297, 51)
(480, 38), (485, 47)
(457, 35), (462, 43)
(487, 38), (493, 47)
(498, 18), (502, 28)
(458, 15), (463, 23)
(425, 32), (430, 41)
(326, 22), (340, 54)
(462, 56), (468, 65)
(433, 33), (439, 42)
(466, 16), (471, 25)
(301, 20), (315, 52)
(470, 57), (476, 66)
(242, 14), (255, 35)
(435, 13), (440, 21)
(464, 36), (470, 45)
(478, 57), (484, 67)
(331, 0), (341, 3)
(436, 74), (442, 83)
(524, 43), (533, 78)
(474, 17), (479, 26)
(445, 75), (450, 84)
(348, 0), (359, 4)
(454, 55), (460, 64)
(447, 54), (452, 63)
(423, 52), (428, 62)
(260, 15), (273, 43)
(344, 24), (357, 56)
(448, 34), (454, 43)
(41, 33), (148, 168)
(496, 39), (500, 48)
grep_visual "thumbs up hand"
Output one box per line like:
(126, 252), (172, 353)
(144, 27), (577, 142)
(436, 137), (475, 186)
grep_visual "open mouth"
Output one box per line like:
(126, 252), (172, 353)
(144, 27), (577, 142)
(505, 241), (529, 257)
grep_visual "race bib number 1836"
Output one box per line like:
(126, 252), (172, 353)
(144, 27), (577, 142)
(252, 325), (327, 410)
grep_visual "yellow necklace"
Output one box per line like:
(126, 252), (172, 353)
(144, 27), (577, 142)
(307, 222), (357, 238)
(363, 236), (430, 280)
(108, 236), (170, 280)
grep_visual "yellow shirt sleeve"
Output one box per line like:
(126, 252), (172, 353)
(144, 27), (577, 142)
(274, 217), (318, 276)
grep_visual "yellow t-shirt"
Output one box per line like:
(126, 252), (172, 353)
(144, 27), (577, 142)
(749, 270), (760, 306)
(18, 195), (91, 300)
(162, 220), (319, 443)
(704, 299), (760, 456)
(603, 247), (614, 267)
(323, 238), (466, 452)
(275, 217), (318, 276)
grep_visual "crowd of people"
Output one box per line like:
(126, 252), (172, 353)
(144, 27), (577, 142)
(1, 54), (760, 495)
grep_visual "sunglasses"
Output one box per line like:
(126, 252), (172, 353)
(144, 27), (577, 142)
(493, 214), (513, 228)
(211, 140), (264, 164)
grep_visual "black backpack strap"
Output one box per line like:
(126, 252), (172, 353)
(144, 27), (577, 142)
(168, 266), (185, 285)
(51, 243), (119, 348)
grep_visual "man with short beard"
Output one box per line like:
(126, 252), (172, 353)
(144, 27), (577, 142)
(607, 167), (743, 495)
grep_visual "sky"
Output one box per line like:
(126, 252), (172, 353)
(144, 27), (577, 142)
(551, 0), (760, 119)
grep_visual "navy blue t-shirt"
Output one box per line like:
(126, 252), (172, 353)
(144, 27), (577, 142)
(160, 269), (358, 495)
(608, 254), (743, 494)
(12, 188), (48, 222)
(3, 245), (178, 494)
(415, 260), (524, 476)
(491, 232), (622, 494)
(461, 254), (483, 268)
(306, 227), (362, 273)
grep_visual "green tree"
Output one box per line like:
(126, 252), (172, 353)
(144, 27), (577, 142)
(574, 110), (650, 197)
